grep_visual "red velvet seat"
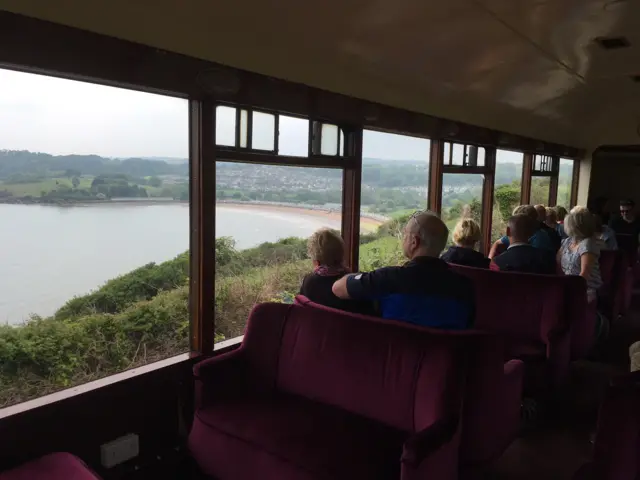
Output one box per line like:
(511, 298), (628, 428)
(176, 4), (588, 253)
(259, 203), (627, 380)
(450, 265), (587, 392)
(599, 250), (626, 320)
(0, 453), (99, 480)
(189, 302), (473, 480)
(191, 393), (406, 479)
(293, 295), (524, 472)
(573, 372), (640, 480)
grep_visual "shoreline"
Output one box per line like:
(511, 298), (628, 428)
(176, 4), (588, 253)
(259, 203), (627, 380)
(1, 198), (387, 230)
(216, 201), (386, 231)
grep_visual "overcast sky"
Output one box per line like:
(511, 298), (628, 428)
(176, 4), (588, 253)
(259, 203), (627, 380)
(0, 68), (523, 163)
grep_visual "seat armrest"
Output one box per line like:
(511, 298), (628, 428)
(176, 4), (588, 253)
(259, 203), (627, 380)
(193, 348), (248, 408)
(401, 415), (459, 468)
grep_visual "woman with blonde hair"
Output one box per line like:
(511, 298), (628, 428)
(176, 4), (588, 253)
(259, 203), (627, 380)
(441, 218), (490, 268)
(299, 228), (373, 314)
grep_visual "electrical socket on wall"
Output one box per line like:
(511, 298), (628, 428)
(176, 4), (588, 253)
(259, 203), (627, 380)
(100, 433), (139, 468)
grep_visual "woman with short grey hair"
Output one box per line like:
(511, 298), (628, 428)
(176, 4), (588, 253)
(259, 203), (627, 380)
(559, 206), (602, 300)
(559, 207), (607, 339)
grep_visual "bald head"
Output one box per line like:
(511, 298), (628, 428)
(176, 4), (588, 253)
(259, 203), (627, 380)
(404, 211), (449, 259)
(507, 214), (537, 243)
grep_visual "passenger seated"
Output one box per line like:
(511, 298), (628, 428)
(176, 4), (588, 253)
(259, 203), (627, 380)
(555, 206), (568, 239)
(535, 204), (561, 251)
(609, 199), (640, 246)
(299, 228), (373, 314)
(489, 205), (554, 257)
(594, 214), (618, 251)
(490, 214), (556, 274)
(559, 207), (603, 302)
(441, 218), (490, 268)
(560, 207), (608, 339)
(332, 211), (475, 329)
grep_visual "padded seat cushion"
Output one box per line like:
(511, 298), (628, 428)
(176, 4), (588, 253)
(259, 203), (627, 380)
(0, 453), (98, 480)
(190, 392), (406, 480)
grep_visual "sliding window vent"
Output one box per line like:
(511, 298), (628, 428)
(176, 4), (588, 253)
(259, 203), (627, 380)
(595, 36), (630, 50)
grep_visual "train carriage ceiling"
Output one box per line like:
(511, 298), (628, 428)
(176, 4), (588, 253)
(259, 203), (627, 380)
(1, 0), (639, 150)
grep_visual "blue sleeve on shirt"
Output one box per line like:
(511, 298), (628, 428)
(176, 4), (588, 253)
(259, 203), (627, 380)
(500, 236), (510, 247)
(531, 229), (554, 251)
(346, 269), (394, 300)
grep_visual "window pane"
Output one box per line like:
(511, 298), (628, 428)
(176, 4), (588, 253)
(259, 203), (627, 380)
(474, 146), (486, 167)
(491, 150), (523, 242)
(531, 177), (551, 206)
(359, 130), (430, 270)
(321, 124), (339, 156)
(558, 158), (574, 208)
(252, 111), (275, 151)
(216, 106), (236, 146)
(239, 109), (248, 148)
(442, 174), (484, 247)
(278, 115), (309, 156)
(0, 69), (189, 408)
(215, 162), (342, 343)
(452, 143), (464, 166)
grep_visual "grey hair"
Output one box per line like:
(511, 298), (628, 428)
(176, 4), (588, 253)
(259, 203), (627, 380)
(408, 211), (449, 255)
(564, 206), (596, 240)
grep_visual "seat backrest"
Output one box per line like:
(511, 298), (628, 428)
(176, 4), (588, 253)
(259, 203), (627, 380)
(600, 250), (624, 292)
(559, 274), (592, 360)
(268, 298), (471, 432)
(616, 233), (638, 265)
(599, 250), (620, 289)
(449, 265), (566, 345)
(294, 296), (518, 463)
(591, 372), (640, 479)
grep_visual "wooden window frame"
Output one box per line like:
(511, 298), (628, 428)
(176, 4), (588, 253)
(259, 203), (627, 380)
(0, 10), (587, 406)
(435, 141), (495, 255)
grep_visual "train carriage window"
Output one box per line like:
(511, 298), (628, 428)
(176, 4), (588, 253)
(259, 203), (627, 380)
(444, 142), (485, 167)
(531, 177), (551, 206)
(214, 162), (343, 342)
(278, 115), (309, 157)
(557, 158), (575, 209)
(492, 150), (524, 241)
(252, 111), (276, 151)
(214, 111), (344, 343)
(216, 106), (237, 146)
(442, 173), (484, 246)
(359, 130), (430, 271)
(0, 68), (189, 408)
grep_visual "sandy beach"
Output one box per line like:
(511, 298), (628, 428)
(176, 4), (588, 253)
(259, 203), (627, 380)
(217, 202), (384, 232)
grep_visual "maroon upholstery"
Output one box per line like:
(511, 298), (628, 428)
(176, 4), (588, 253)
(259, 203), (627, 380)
(0, 453), (99, 480)
(450, 265), (587, 391)
(599, 250), (626, 320)
(563, 275), (594, 360)
(294, 296), (524, 470)
(189, 302), (471, 480)
(573, 372), (640, 480)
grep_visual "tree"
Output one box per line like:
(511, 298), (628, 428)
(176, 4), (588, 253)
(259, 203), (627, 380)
(71, 177), (80, 189)
(494, 184), (521, 221)
(148, 176), (162, 188)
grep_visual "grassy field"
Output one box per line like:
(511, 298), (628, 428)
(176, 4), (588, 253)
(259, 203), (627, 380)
(0, 177), (93, 196)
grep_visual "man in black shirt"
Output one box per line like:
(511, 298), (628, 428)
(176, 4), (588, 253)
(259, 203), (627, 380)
(609, 199), (640, 252)
(332, 211), (475, 330)
(491, 214), (557, 274)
